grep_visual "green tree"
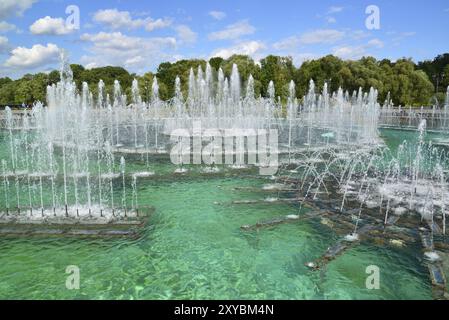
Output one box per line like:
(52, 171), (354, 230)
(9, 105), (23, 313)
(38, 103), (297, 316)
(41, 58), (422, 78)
(259, 55), (296, 100)
(222, 55), (262, 96)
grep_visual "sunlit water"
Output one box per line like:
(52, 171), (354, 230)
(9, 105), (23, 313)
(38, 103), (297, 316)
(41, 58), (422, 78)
(0, 129), (445, 299)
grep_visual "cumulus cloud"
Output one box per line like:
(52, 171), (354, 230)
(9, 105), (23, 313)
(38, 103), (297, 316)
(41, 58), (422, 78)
(272, 36), (301, 51)
(298, 29), (345, 44)
(30, 16), (75, 35)
(80, 32), (175, 50)
(80, 31), (177, 72)
(367, 38), (384, 49)
(333, 38), (384, 60)
(210, 40), (265, 59)
(387, 31), (416, 45)
(273, 29), (345, 50)
(0, 0), (36, 20)
(290, 53), (320, 66)
(174, 25), (197, 44)
(351, 30), (370, 40)
(0, 21), (17, 33)
(93, 9), (145, 29)
(209, 11), (226, 20)
(93, 8), (172, 32)
(333, 46), (366, 60)
(145, 18), (172, 31)
(208, 20), (256, 41)
(4, 43), (60, 68)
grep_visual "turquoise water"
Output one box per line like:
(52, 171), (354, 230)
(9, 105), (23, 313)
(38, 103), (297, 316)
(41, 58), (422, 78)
(0, 129), (443, 299)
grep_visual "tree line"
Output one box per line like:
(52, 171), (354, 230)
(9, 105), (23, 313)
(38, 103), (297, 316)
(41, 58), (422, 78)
(0, 53), (448, 107)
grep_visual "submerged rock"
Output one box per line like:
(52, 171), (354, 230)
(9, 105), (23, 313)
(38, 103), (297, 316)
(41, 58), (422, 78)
(320, 217), (334, 228)
(389, 239), (405, 247)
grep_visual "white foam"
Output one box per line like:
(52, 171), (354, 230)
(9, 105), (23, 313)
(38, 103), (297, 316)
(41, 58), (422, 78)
(424, 251), (441, 262)
(344, 233), (359, 242)
(394, 207), (407, 215)
(133, 171), (155, 178)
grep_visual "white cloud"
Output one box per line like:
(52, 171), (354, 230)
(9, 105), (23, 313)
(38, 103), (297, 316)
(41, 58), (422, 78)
(333, 38), (384, 60)
(210, 40), (265, 59)
(0, 36), (9, 53)
(208, 20), (256, 41)
(4, 43), (60, 69)
(273, 29), (345, 50)
(291, 53), (320, 66)
(93, 9), (145, 29)
(93, 9), (172, 32)
(298, 29), (345, 44)
(145, 18), (172, 31)
(80, 32), (175, 50)
(387, 31), (416, 45)
(320, 7), (343, 24)
(273, 36), (301, 51)
(333, 45), (366, 60)
(209, 11), (226, 20)
(327, 6), (343, 14)
(30, 16), (75, 35)
(367, 38), (384, 49)
(0, 21), (17, 33)
(351, 30), (370, 40)
(0, 0), (36, 20)
(84, 62), (98, 70)
(80, 31), (177, 73)
(175, 25), (197, 44)
(124, 55), (145, 66)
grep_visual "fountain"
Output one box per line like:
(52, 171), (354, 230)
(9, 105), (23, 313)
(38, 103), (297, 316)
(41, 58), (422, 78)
(0, 54), (445, 242)
(0, 54), (152, 236)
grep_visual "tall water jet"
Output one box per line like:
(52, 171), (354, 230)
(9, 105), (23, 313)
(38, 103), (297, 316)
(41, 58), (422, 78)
(205, 62), (213, 98)
(268, 81), (275, 101)
(217, 68), (224, 106)
(287, 80), (296, 156)
(98, 79), (105, 108)
(120, 156), (126, 217)
(2, 160), (9, 215)
(445, 86), (449, 129)
(188, 68), (196, 111)
(132, 79), (142, 106)
(246, 74), (255, 101)
(152, 77), (159, 103)
(174, 76), (184, 117)
(230, 64), (241, 106)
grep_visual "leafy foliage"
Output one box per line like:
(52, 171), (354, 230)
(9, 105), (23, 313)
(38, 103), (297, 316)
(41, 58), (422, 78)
(0, 53), (446, 107)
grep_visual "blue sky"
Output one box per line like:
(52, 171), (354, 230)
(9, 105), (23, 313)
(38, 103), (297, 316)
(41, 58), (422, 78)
(0, 0), (448, 78)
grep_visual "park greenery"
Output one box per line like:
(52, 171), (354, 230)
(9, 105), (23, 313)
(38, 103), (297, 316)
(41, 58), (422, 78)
(0, 53), (448, 107)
